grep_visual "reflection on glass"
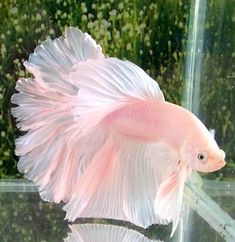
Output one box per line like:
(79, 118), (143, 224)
(65, 224), (162, 242)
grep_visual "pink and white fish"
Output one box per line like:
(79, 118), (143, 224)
(11, 28), (226, 236)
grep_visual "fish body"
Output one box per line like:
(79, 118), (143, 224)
(104, 98), (194, 145)
(11, 28), (226, 237)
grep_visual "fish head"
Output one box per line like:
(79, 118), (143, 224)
(185, 146), (226, 172)
(180, 126), (226, 173)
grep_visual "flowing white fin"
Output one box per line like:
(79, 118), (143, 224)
(154, 165), (189, 237)
(12, 28), (104, 203)
(63, 138), (180, 230)
(65, 224), (161, 242)
(12, 27), (164, 207)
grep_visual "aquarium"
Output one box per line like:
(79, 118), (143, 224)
(0, 0), (234, 241)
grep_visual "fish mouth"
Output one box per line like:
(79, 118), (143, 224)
(208, 159), (226, 172)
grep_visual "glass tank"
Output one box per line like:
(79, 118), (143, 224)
(0, 179), (235, 241)
(0, 0), (234, 241)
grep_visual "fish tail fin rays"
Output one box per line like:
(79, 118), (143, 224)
(11, 28), (104, 204)
(13, 102), (108, 204)
(12, 28), (169, 228)
(154, 166), (188, 237)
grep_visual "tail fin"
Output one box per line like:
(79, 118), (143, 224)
(12, 28), (105, 203)
(12, 28), (169, 229)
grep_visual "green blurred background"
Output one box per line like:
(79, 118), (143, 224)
(0, 0), (234, 179)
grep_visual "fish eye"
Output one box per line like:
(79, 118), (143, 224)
(197, 152), (208, 162)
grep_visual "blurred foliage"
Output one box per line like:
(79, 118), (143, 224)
(0, 0), (234, 181)
(0, 191), (68, 241)
(199, 0), (235, 180)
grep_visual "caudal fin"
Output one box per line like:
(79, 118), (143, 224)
(12, 28), (105, 203)
(12, 28), (179, 233)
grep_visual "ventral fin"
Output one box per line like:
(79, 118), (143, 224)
(154, 165), (188, 237)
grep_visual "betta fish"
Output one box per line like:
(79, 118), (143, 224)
(11, 28), (226, 236)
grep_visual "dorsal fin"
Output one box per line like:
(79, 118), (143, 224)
(209, 129), (215, 139)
